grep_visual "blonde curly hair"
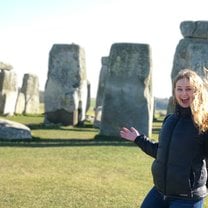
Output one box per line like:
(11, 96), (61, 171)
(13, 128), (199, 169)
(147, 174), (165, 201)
(172, 69), (208, 133)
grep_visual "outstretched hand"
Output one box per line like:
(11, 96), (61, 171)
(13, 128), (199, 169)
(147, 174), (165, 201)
(120, 127), (140, 142)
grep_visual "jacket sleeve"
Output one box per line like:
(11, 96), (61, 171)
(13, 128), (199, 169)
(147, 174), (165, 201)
(204, 134), (208, 158)
(134, 134), (158, 158)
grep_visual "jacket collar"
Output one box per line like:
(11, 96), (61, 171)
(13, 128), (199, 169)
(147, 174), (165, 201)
(175, 104), (192, 118)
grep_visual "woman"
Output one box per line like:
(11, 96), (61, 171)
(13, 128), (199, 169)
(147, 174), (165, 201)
(120, 69), (208, 208)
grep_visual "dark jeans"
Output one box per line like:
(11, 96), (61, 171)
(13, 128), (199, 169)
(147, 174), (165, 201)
(141, 187), (204, 208)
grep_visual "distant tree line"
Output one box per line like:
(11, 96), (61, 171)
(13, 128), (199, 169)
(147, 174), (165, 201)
(154, 97), (169, 111)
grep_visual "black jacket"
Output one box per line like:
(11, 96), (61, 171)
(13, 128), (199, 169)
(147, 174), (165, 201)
(134, 105), (208, 200)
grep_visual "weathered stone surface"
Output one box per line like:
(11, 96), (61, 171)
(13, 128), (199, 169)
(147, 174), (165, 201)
(166, 96), (175, 115)
(15, 91), (25, 114)
(94, 57), (109, 128)
(93, 106), (102, 128)
(0, 61), (13, 71)
(95, 56), (109, 109)
(171, 38), (208, 80)
(180, 21), (208, 39)
(169, 21), (208, 113)
(44, 44), (89, 126)
(86, 81), (91, 113)
(100, 43), (153, 137)
(21, 73), (40, 114)
(45, 109), (78, 126)
(0, 118), (32, 139)
(0, 70), (18, 115)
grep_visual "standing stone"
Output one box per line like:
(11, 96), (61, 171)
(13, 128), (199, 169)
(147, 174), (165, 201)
(85, 80), (91, 118)
(94, 106), (102, 128)
(100, 43), (153, 137)
(0, 62), (13, 71)
(44, 44), (89, 126)
(95, 56), (109, 109)
(0, 70), (18, 115)
(20, 73), (40, 114)
(168, 21), (208, 114)
(94, 56), (109, 128)
(15, 91), (25, 114)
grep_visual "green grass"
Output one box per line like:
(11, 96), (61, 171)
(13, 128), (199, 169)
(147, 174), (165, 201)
(0, 146), (153, 208)
(0, 115), (207, 208)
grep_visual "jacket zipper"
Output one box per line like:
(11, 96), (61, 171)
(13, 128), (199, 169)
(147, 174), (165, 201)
(163, 117), (179, 195)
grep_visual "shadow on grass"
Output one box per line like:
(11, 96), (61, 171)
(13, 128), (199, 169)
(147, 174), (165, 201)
(0, 119), (162, 147)
(27, 123), (98, 132)
(0, 134), (135, 148)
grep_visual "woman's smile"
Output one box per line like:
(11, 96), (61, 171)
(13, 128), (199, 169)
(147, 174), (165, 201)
(174, 78), (194, 108)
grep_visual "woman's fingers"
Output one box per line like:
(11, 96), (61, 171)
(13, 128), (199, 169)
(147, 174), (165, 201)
(130, 127), (140, 136)
(130, 127), (137, 132)
(120, 127), (139, 141)
(121, 127), (129, 132)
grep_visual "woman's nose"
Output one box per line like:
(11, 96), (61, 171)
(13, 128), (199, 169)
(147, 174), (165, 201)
(181, 90), (187, 96)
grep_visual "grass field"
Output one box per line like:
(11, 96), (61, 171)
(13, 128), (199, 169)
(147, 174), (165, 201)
(0, 115), (207, 208)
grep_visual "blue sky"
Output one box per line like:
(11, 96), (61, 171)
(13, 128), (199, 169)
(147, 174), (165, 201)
(0, 0), (208, 98)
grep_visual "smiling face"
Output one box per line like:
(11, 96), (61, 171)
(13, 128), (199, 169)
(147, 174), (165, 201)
(174, 77), (195, 108)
